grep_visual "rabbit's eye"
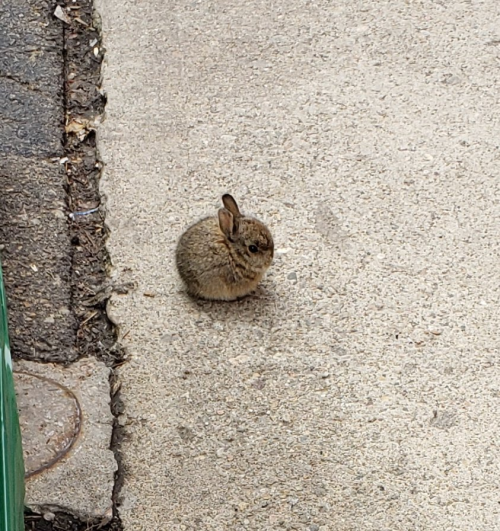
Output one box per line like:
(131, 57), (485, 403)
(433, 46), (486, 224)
(249, 244), (259, 253)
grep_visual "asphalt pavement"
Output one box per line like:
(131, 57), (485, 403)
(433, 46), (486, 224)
(0, 0), (75, 361)
(96, 0), (500, 529)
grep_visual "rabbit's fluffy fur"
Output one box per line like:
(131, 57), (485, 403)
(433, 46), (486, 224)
(176, 194), (274, 301)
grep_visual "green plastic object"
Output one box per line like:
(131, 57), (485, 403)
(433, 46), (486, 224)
(0, 262), (25, 530)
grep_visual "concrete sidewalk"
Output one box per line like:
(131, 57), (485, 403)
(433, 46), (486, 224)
(96, 0), (500, 529)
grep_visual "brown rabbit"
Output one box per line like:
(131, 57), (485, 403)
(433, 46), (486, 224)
(176, 194), (274, 300)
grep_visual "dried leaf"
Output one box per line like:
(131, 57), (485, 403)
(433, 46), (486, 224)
(74, 17), (89, 27)
(54, 5), (71, 24)
(65, 119), (88, 134)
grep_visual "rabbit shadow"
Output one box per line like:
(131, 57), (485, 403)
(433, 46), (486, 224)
(182, 280), (281, 326)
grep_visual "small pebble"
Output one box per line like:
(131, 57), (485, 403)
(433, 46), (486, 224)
(287, 272), (297, 280)
(43, 512), (56, 522)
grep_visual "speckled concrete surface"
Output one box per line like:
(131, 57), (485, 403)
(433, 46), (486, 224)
(15, 359), (116, 521)
(96, 0), (500, 529)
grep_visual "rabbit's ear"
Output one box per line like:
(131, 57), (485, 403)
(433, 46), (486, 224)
(218, 208), (238, 239)
(222, 194), (241, 218)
